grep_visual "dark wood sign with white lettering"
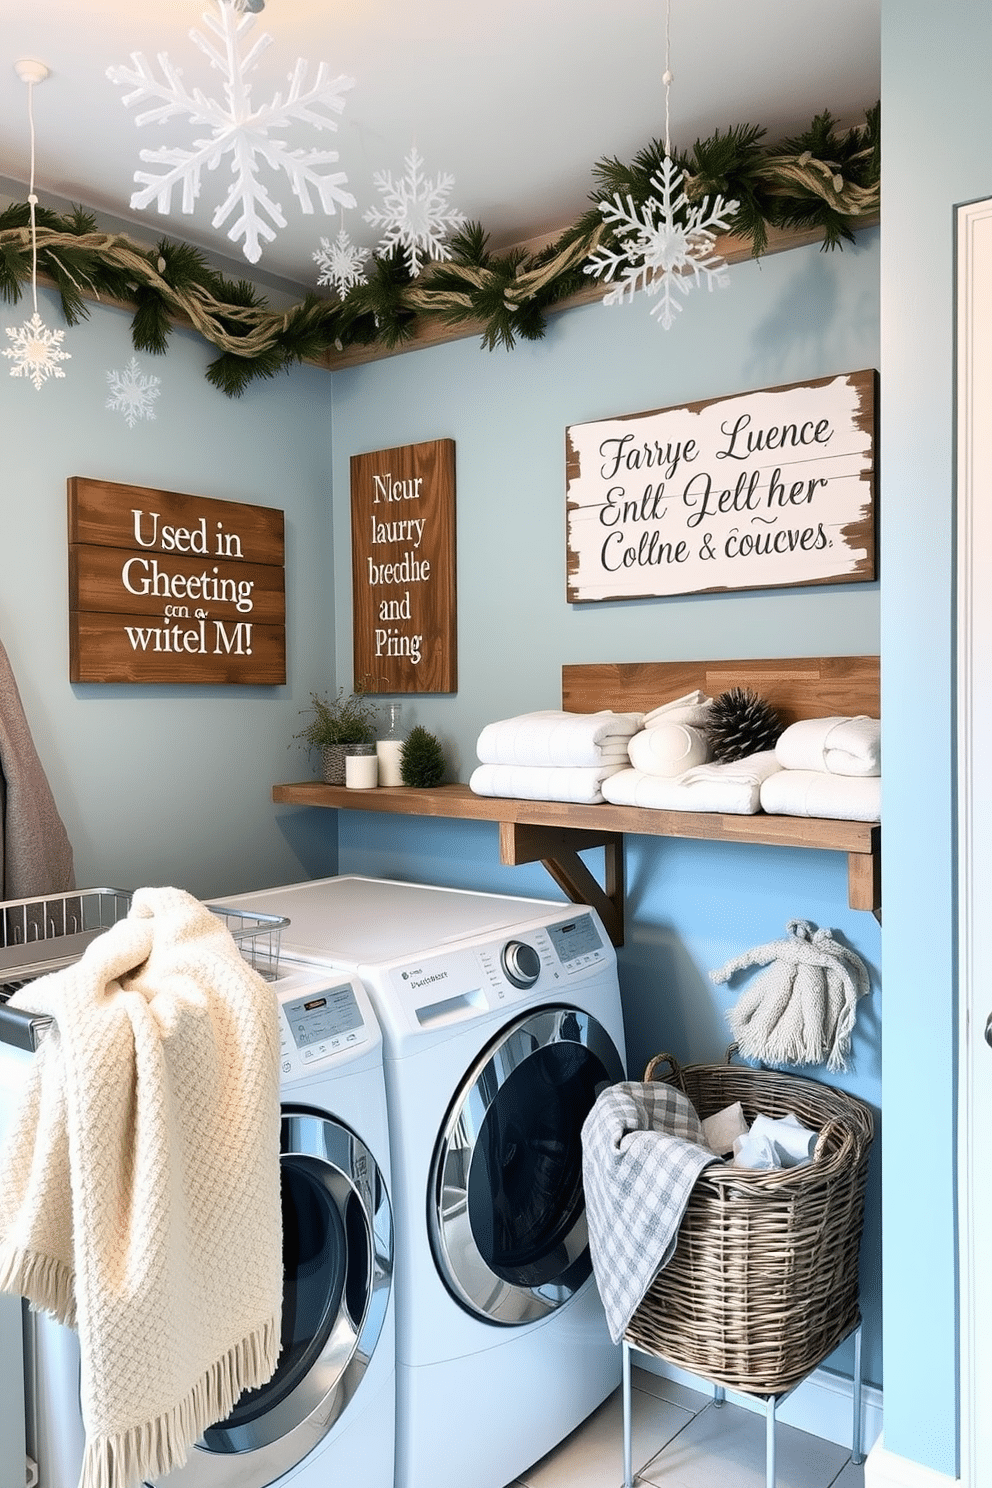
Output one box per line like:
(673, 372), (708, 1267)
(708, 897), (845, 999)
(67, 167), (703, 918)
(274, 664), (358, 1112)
(68, 477), (286, 684)
(350, 438), (456, 693)
(566, 369), (877, 602)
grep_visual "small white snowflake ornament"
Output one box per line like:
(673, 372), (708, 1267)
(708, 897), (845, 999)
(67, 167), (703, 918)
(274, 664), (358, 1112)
(585, 156), (739, 329)
(313, 227), (369, 300)
(106, 356), (162, 427)
(364, 146), (466, 278)
(107, 0), (356, 264)
(4, 312), (71, 390)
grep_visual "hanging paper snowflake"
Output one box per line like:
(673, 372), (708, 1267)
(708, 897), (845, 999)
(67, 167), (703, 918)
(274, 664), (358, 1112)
(584, 156), (739, 329)
(313, 227), (370, 300)
(106, 356), (162, 428)
(107, 0), (356, 264)
(3, 312), (71, 390)
(364, 146), (466, 278)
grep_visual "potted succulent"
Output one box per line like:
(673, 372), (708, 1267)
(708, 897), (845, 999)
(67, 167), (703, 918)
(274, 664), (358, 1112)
(293, 683), (380, 785)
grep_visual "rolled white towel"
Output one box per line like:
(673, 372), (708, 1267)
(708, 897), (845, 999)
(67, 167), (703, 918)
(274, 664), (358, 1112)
(475, 709), (643, 768)
(760, 769), (881, 821)
(602, 751), (782, 814)
(469, 761), (625, 804)
(643, 691), (714, 728)
(775, 715), (880, 777)
(627, 722), (709, 777)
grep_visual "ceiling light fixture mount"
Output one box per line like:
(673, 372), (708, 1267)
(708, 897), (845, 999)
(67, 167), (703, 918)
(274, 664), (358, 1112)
(14, 58), (50, 86)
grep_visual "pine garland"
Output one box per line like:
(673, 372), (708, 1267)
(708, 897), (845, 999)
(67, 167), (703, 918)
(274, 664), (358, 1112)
(0, 106), (879, 398)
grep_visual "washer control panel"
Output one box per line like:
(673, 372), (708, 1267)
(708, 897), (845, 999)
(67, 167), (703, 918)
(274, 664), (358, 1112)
(383, 910), (613, 1033)
(277, 972), (370, 1078)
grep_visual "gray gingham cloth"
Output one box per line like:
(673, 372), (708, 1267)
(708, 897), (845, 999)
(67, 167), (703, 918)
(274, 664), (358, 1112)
(581, 1081), (720, 1344)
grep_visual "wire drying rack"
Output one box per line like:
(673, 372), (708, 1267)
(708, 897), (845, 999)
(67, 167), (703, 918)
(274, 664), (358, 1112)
(0, 888), (289, 1048)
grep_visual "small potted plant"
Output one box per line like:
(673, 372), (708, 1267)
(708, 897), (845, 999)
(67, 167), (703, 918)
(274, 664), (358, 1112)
(293, 682), (380, 785)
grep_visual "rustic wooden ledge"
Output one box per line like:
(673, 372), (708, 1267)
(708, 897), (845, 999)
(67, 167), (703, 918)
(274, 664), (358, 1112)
(270, 780), (881, 944)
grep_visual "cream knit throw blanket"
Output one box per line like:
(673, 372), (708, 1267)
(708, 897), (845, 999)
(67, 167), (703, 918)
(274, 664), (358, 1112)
(0, 886), (282, 1488)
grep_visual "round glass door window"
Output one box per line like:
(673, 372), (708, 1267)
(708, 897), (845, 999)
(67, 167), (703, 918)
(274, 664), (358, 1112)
(200, 1108), (392, 1458)
(429, 1006), (623, 1325)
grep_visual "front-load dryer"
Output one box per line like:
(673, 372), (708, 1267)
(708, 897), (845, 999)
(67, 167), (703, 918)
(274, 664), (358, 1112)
(216, 876), (627, 1488)
(8, 959), (394, 1488)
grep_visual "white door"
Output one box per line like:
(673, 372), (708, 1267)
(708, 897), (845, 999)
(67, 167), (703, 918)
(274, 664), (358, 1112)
(956, 194), (992, 1488)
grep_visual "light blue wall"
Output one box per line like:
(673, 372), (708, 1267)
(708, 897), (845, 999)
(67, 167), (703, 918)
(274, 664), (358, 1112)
(320, 231), (884, 1393)
(875, 0), (992, 1475)
(0, 288), (338, 898)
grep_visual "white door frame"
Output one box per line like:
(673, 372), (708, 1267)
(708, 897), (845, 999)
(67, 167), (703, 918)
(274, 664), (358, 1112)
(956, 194), (992, 1488)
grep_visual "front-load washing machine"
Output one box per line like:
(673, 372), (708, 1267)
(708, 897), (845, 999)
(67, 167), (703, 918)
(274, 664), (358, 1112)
(216, 876), (627, 1488)
(2, 954), (394, 1488)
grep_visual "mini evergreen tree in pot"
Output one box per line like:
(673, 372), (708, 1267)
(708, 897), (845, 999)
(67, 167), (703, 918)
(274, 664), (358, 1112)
(400, 726), (446, 787)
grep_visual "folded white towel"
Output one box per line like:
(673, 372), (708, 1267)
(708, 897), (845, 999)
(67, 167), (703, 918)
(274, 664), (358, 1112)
(602, 751), (782, 814)
(760, 769), (881, 821)
(628, 723), (709, 777)
(475, 709), (643, 767)
(643, 691), (714, 728)
(469, 761), (625, 804)
(775, 715), (881, 776)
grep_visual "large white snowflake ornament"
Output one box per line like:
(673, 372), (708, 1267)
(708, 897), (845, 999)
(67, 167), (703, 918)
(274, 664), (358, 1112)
(585, 156), (739, 329)
(107, 0), (356, 264)
(106, 357), (162, 428)
(313, 227), (369, 300)
(4, 312), (71, 390)
(364, 147), (466, 278)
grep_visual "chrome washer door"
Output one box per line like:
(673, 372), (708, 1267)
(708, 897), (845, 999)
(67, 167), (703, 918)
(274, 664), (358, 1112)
(429, 1006), (623, 1326)
(198, 1106), (392, 1463)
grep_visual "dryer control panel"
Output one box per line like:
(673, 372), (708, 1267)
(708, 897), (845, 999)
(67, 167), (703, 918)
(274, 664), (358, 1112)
(276, 970), (371, 1078)
(381, 910), (614, 1034)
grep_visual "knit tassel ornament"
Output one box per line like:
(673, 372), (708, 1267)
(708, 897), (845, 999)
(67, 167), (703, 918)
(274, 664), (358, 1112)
(710, 919), (871, 1072)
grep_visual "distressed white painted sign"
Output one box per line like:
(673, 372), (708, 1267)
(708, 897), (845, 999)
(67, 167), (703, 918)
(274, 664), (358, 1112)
(565, 370), (877, 603)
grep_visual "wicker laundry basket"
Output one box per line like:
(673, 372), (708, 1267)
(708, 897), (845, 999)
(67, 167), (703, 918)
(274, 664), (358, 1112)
(624, 1051), (874, 1397)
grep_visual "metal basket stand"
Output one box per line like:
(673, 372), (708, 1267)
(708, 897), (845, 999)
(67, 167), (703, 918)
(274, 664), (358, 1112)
(621, 1321), (864, 1488)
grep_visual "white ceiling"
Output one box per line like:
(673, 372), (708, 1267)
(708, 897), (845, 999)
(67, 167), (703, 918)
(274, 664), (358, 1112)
(0, 0), (881, 294)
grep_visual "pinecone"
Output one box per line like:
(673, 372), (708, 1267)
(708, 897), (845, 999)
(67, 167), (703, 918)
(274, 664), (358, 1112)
(704, 687), (783, 764)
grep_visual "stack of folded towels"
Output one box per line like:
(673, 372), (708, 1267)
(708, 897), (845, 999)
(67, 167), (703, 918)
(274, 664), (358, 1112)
(602, 690), (782, 815)
(760, 713), (881, 819)
(469, 708), (643, 803)
(601, 695), (881, 819)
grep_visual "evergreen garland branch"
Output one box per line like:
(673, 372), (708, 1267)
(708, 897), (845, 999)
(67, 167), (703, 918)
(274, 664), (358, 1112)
(0, 103), (879, 396)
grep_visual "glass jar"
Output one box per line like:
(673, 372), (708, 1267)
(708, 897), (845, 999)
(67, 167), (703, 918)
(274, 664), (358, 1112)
(376, 703), (405, 787)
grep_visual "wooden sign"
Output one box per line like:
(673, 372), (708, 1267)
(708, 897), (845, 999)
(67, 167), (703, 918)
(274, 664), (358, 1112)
(68, 477), (286, 684)
(566, 369), (877, 603)
(350, 438), (457, 693)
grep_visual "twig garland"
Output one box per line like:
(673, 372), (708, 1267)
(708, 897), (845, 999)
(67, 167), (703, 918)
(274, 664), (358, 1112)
(0, 105), (879, 397)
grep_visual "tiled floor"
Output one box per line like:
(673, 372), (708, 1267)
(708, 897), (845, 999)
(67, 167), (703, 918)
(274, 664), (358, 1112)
(504, 1368), (865, 1488)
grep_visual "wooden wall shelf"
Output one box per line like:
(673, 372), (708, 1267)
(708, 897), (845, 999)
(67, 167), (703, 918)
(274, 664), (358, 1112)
(272, 656), (882, 945)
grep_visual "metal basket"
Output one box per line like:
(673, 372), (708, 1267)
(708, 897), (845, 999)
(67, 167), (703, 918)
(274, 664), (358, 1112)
(623, 1050), (874, 1396)
(1, 890), (289, 1052)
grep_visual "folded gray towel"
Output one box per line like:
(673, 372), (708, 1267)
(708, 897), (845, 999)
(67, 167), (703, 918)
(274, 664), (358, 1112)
(581, 1081), (718, 1344)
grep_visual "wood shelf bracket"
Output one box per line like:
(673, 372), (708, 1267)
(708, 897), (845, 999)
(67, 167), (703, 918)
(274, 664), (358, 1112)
(498, 822), (626, 946)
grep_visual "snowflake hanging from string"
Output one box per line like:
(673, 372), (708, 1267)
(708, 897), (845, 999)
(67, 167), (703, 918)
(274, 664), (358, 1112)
(106, 356), (162, 428)
(3, 312), (71, 390)
(107, 0), (356, 264)
(313, 227), (370, 299)
(584, 156), (739, 329)
(364, 146), (466, 278)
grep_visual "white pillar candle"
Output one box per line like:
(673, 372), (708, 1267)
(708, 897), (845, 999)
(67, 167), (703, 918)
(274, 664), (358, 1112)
(376, 738), (405, 787)
(345, 751), (378, 789)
